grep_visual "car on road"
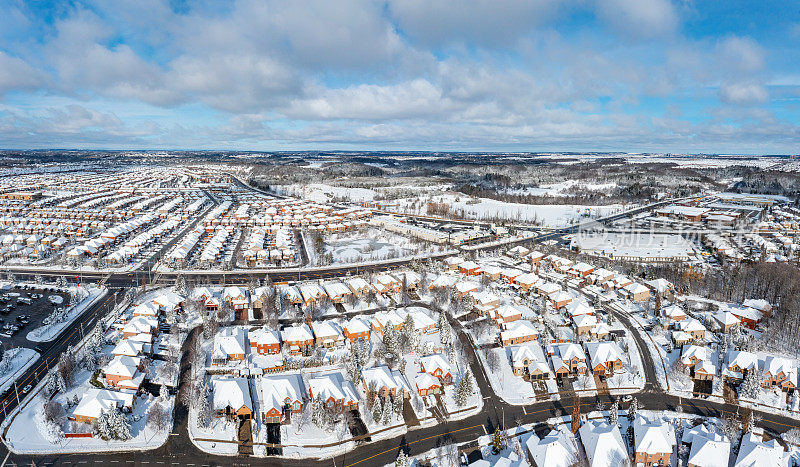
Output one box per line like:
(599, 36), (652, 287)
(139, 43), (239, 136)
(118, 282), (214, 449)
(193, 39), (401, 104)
(22, 385), (31, 394)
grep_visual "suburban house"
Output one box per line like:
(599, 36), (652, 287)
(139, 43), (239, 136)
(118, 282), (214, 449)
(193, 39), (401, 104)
(633, 416), (676, 467)
(584, 341), (624, 375)
(342, 317), (371, 342)
(499, 320), (539, 347)
(420, 354), (454, 385)
(579, 420), (629, 466)
(211, 327), (248, 365)
(211, 377), (253, 420)
(103, 355), (145, 390)
(249, 328), (281, 355)
(280, 324), (315, 355)
(361, 365), (410, 400)
(259, 374), (305, 424)
(70, 388), (135, 424)
(415, 372), (441, 396)
(311, 321), (345, 348)
(308, 373), (359, 413)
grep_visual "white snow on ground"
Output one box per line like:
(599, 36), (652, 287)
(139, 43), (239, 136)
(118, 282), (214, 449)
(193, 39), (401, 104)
(325, 229), (417, 263)
(27, 286), (107, 342)
(382, 192), (628, 227)
(4, 366), (175, 454)
(188, 403), (239, 456)
(0, 348), (39, 395)
(477, 347), (543, 405)
(504, 179), (618, 197)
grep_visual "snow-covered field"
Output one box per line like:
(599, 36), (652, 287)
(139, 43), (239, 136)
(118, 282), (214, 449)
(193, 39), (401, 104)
(504, 179), (618, 197)
(381, 192), (629, 227)
(27, 286), (107, 342)
(324, 229), (416, 264)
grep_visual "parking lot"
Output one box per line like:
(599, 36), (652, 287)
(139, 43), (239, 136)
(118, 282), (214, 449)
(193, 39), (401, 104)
(0, 285), (70, 351)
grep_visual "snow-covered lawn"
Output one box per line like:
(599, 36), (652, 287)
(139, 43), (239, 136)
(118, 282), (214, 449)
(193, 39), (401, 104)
(188, 405), (239, 456)
(0, 348), (39, 394)
(5, 369), (175, 454)
(477, 347), (540, 405)
(27, 286), (107, 342)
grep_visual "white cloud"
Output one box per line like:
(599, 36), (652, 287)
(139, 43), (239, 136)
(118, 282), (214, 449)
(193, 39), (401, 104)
(0, 51), (43, 93)
(595, 0), (679, 39)
(719, 82), (769, 104)
(389, 0), (565, 47)
(717, 36), (765, 72)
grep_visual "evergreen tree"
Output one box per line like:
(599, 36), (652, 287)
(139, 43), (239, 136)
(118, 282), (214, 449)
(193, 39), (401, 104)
(395, 450), (409, 467)
(159, 384), (169, 402)
(491, 427), (504, 454)
(383, 326), (398, 355)
(372, 399), (383, 424)
(609, 399), (619, 425)
(627, 397), (639, 423)
(311, 397), (326, 429)
(382, 398), (392, 425)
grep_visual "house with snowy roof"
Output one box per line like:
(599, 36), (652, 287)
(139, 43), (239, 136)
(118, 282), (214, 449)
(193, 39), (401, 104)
(554, 343), (587, 374)
(500, 320), (539, 347)
(526, 430), (578, 467)
(762, 356), (796, 390)
(211, 327), (248, 365)
(308, 373), (359, 412)
(259, 374), (304, 424)
(343, 316), (371, 342)
(70, 388), (135, 424)
(579, 420), (628, 466)
(687, 433), (730, 467)
(212, 377), (253, 420)
(420, 354), (454, 385)
(734, 432), (787, 467)
(361, 365), (410, 400)
(249, 327), (281, 355)
(280, 324), (314, 355)
(723, 350), (758, 381)
(103, 355), (145, 390)
(633, 416), (676, 467)
(311, 321), (345, 348)
(584, 341), (624, 375)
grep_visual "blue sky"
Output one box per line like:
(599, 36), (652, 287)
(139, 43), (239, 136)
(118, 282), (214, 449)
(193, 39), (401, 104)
(0, 0), (798, 153)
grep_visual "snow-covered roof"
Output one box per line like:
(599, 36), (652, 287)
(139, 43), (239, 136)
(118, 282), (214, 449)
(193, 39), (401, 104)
(688, 435), (731, 467)
(209, 329), (245, 363)
(72, 388), (134, 420)
(585, 341), (623, 368)
(734, 432), (787, 467)
(249, 327), (280, 346)
(280, 324), (314, 343)
(633, 416), (676, 455)
(420, 354), (452, 376)
(104, 355), (141, 378)
(526, 430), (577, 467)
(579, 420), (628, 466)
(260, 374), (304, 415)
(362, 365), (410, 393)
(308, 373), (358, 405)
(500, 320), (538, 342)
(212, 377), (252, 412)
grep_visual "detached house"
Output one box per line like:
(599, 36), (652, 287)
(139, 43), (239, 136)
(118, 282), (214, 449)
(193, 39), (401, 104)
(249, 328), (281, 355)
(308, 373), (359, 413)
(212, 377), (253, 420)
(280, 324), (314, 355)
(259, 374), (304, 424)
(420, 354), (454, 385)
(211, 327), (248, 365)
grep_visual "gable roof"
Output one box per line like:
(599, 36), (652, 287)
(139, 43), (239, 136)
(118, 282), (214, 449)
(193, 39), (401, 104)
(212, 377), (252, 412)
(579, 420), (628, 466)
